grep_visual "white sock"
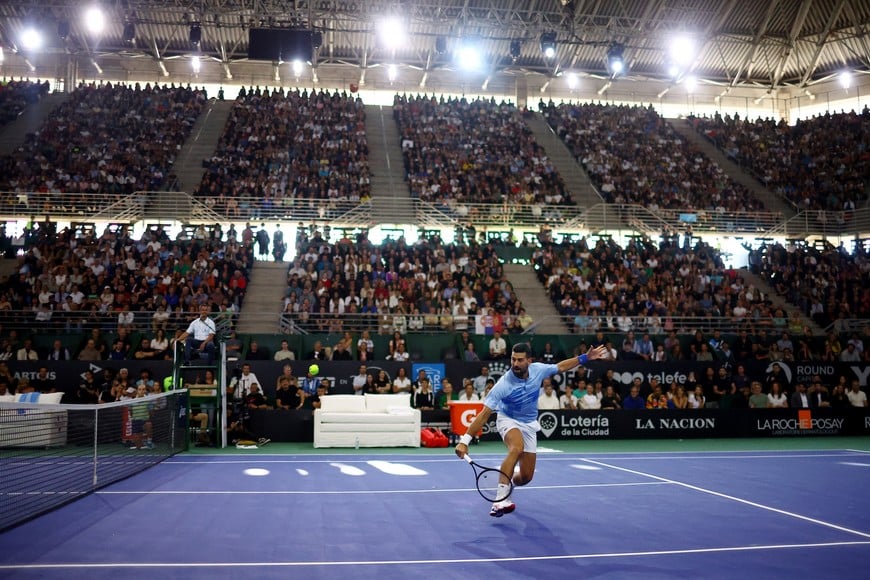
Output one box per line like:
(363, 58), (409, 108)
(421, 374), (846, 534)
(497, 483), (510, 501)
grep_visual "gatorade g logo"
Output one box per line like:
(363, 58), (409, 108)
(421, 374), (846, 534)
(460, 409), (479, 427)
(539, 412), (558, 438)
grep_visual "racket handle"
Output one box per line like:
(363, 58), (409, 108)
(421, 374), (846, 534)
(462, 454), (473, 464)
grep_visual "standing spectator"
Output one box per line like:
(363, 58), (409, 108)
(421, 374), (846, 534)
(352, 364), (369, 396)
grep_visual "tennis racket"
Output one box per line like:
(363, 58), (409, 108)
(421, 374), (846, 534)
(463, 454), (513, 502)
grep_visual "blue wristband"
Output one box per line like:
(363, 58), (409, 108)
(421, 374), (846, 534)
(578, 354), (588, 365)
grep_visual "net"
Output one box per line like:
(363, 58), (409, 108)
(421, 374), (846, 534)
(0, 390), (185, 531)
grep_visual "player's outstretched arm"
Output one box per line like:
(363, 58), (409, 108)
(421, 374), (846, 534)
(555, 345), (610, 373)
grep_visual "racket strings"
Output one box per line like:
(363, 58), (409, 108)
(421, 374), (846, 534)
(477, 470), (511, 502)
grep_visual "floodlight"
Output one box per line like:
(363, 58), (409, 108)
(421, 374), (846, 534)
(540, 32), (556, 58)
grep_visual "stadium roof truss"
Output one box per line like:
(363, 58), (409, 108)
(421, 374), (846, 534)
(0, 0), (868, 94)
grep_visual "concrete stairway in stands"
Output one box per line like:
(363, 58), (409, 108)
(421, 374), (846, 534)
(364, 104), (415, 224)
(503, 263), (567, 335)
(524, 112), (622, 231)
(0, 93), (68, 156)
(172, 99), (235, 193)
(668, 118), (795, 217)
(235, 262), (289, 334)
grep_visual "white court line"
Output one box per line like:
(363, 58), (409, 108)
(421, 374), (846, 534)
(1, 540), (869, 570)
(96, 481), (668, 495)
(845, 449), (870, 454)
(581, 458), (870, 540)
(165, 452), (865, 464)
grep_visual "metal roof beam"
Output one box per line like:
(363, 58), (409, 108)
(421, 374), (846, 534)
(729, 0), (780, 88)
(771, 0), (813, 89)
(799, 0), (848, 87)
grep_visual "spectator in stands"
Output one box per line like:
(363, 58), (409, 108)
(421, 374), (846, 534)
(600, 384), (621, 410)
(274, 340), (296, 361)
(392, 342), (410, 362)
(791, 383), (811, 409)
(840, 342), (861, 362)
(830, 382), (850, 408)
(437, 381), (457, 408)
(537, 380), (561, 410)
(150, 329), (170, 360)
(488, 331), (507, 360)
(245, 340), (270, 360)
(847, 381), (868, 407)
(392, 367), (412, 395)
(74, 370), (99, 404)
(305, 340), (327, 361)
(767, 382), (788, 408)
(133, 338), (159, 361)
(413, 377), (435, 410)
(45, 340), (71, 361)
(16, 338), (38, 361)
(688, 385), (705, 409)
(464, 341), (481, 362)
(244, 383), (270, 409)
(579, 383), (602, 410)
(357, 330), (374, 360)
(622, 385), (645, 410)
(352, 365), (369, 396)
(457, 381), (480, 402)
(274, 376), (302, 411)
(30, 367), (55, 393)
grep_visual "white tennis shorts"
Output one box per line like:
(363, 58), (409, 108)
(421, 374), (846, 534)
(496, 415), (541, 454)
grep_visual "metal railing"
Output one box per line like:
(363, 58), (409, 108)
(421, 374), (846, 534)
(0, 310), (239, 337)
(0, 190), (866, 238)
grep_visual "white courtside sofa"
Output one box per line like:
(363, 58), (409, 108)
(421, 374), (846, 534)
(313, 394), (421, 448)
(0, 392), (67, 448)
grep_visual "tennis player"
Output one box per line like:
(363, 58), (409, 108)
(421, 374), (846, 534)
(455, 342), (609, 517)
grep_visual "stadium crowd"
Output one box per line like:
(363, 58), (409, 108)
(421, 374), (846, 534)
(691, 108), (869, 211)
(197, 87), (371, 218)
(0, 82), (206, 196)
(394, 95), (572, 208)
(541, 101), (766, 214)
(0, 79), (51, 127)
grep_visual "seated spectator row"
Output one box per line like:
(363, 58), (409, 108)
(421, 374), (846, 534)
(282, 227), (531, 341)
(0, 221), (252, 337)
(0, 79), (50, 127)
(0, 82), (205, 194)
(197, 87), (371, 211)
(394, 94), (572, 206)
(541, 101), (765, 213)
(533, 234), (773, 335)
(691, 108), (869, 211)
(754, 240), (870, 329)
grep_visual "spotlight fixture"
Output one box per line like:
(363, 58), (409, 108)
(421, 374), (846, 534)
(606, 43), (625, 76)
(540, 32), (556, 58)
(435, 36), (447, 54)
(189, 23), (202, 46)
(509, 40), (522, 61)
(122, 22), (136, 43)
(57, 20), (70, 41)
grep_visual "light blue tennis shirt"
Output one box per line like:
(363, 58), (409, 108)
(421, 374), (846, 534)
(483, 362), (559, 423)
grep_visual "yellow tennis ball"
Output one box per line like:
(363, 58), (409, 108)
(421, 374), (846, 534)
(309, 364), (320, 376)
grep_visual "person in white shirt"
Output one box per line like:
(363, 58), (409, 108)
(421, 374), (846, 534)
(273, 339), (296, 361)
(457, 383), (480, 402)
(352, 364), (369, 396)
(230, 363), (262, 400)
(559, 384), (578, 410)
(847, 382), (868, 407)
(537, 381), (561, 410)
(391, 368), (412, 394)
(178, 304), (216, 364)
(489, 331), (507, 360)
(579, 384), (602, 410)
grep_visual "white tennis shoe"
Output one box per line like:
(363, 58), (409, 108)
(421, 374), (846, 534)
(489, 499), (516, 517)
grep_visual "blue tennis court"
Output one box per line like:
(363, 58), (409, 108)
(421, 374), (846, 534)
(1, 442), (870, 579)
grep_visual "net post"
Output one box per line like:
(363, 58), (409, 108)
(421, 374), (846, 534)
(219, 342), (227, 449)
(92, 406), (99, 487)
